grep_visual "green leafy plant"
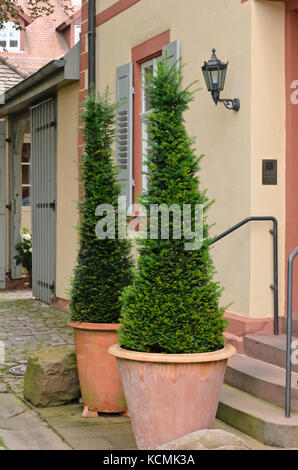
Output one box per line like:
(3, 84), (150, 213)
(15, 228), (32, 272)
(0, 1), (74, 30)
(70, 91), (133, 324)
(119, 58), (228, 354)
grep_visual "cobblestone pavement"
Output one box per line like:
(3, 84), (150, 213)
(0, 289), (73, 394)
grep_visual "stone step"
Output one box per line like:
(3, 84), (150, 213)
(217, 384), (298, 448)
(224, 332), (243, 354)
(243, 334), (298, 373)
(281, 316), (298, 336)
(225, 354), (298, 410)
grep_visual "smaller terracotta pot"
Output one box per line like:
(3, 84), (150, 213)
(69, 322), (126, 415)
(109, 343), (236, 449)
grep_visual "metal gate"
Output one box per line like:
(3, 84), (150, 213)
(30, 99), (57, 304)
(0, 120), (6, 289)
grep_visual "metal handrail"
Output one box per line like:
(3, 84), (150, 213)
(285, 247), (298, 418)
(210, 216), (279, 336)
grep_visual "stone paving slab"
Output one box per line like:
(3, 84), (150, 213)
(39, 404), (137, 450)
(0, 391), (275, 451)
(0, 393), (70, 450)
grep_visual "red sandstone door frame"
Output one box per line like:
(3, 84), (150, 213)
(285, 4), (298, 315)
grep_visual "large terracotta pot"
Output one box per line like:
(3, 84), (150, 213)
(109, 343), (236, 449)
(69, 322), (127, 416)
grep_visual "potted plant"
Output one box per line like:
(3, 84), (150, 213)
(109, 58), (236, 448)
(15, 228), (32, 287)
(69, 92), (133, 417)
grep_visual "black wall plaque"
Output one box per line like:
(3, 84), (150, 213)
(262, 159), (277, 185)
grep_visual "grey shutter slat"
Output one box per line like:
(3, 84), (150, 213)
(162, 40), (181, 70)
(0, 120), (6, 288)
(116, 63), (133, 208)
(31, 99), (57, 304)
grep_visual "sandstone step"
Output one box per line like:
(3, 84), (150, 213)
(281, 316), (298, 336)
(224, 332), (243, 354)
(225, 354), (298, 410)
(217, 384), (298, 448)
(243, 334), (298, 373)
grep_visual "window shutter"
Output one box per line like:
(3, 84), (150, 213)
(162, 40), (181, 70)
(116, 63), (133, 209)
(0, 120), (6, 288)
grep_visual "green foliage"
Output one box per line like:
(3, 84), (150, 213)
(15, 228), (32, 272)
(70, 91), (133, 324)
(0, 1), (73, 30)
(119, 58), (228, 354)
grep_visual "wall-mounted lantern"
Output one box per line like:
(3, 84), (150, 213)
(202, 49), (240, 111)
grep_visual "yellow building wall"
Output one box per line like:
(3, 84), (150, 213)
(95, 0), (286, 319)
(96, 0), (252, 316)
(97, 0), (116, 11)
(96, 0), (286, 318)
(56, 82), (79, 300)
(250, 0), (285, 318)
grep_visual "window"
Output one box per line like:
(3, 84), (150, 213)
(0, 22), (20, 52)
(74, 24), (81, 44)
(116, 33), (178, 208)
(140, 56), (161, 192)
(130, 31), (172, 204)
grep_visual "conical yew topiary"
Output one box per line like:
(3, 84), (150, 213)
(70, 92), (133, 323)
(119, 58), (228, 353)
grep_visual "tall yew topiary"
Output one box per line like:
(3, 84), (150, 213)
(119, 58), (228, 353)
(70, 92), (133, 324)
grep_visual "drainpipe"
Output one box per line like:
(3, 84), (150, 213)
(88, 0), (96, 92)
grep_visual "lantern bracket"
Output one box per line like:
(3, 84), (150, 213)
(211, 90), (240, 111)
(219, 98), (240, 111)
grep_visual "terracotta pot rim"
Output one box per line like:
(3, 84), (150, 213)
(68, 321), (121, 331)
(108, 343), (236, 364)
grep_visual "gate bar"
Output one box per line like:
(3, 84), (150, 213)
(210, 216), (279, 336)
(285, 247), (298, 418)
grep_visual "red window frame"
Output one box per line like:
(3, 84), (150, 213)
(131, 30), (170, 203)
